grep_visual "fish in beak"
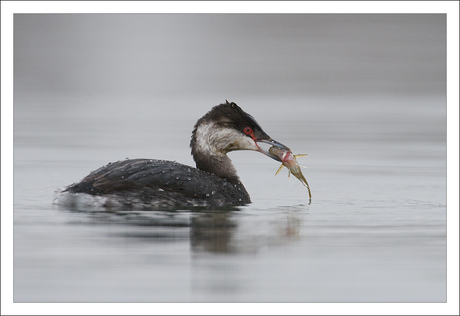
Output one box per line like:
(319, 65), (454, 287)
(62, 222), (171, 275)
(269, 145), (312, 205)
(254, 138), (291, 162)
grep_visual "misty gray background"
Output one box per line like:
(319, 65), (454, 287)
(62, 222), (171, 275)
(13, 14), (446, 303)
(15, 14), (445, 99)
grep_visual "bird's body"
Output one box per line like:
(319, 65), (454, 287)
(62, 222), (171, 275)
(60, 101), (289, 209)
(64, 158), (250, 208)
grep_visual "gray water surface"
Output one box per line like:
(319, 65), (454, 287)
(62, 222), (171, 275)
(13, 95), (446, 303)
(12, 14), (446, 303)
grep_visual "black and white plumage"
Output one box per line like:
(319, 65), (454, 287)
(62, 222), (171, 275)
(61, 101), (289, 209)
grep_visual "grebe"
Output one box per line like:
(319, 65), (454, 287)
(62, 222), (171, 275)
(62, 101), (290, 209)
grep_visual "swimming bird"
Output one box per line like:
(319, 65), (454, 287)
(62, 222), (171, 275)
(62, 101), (290, 209)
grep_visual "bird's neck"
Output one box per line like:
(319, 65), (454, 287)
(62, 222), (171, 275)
(192, 151), (240, 183)
(190, 124), (241, 183)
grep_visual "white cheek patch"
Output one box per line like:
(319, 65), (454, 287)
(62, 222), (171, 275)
(195, 124), (258, 156)
(195, 124), (215, 155)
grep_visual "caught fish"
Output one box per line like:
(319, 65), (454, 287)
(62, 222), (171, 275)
(269, 146), (312, 204)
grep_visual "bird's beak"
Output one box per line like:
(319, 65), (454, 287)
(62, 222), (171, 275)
(254, 138), (291, 162)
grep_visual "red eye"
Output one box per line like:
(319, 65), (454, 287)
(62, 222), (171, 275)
(243, 127), (253, 135)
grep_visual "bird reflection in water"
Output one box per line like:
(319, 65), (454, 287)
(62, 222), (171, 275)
(65, 207), (303, 254)
(190, 210), (238, 253)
